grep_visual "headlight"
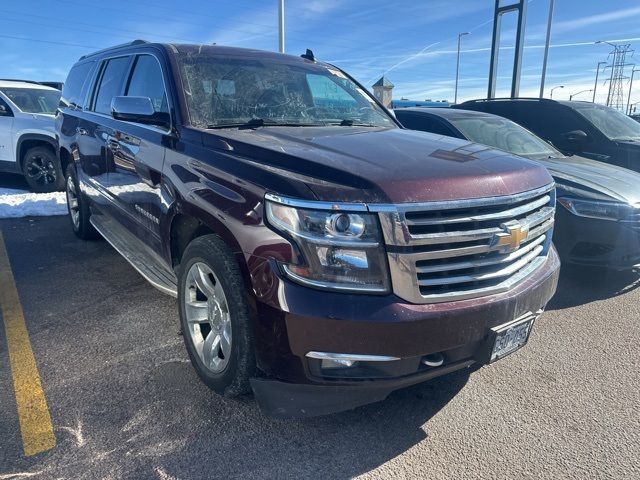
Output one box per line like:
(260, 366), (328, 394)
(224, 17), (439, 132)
(557, 197), (634, 221)
(265, 196), (390, 293)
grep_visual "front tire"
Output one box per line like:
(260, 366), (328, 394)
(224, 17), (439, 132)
(65, 164), (98, 240)
(178, 235), (256, 396)
(22, 146), (64, 193)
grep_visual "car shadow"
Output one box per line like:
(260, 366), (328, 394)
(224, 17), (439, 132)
(143, 366), (473, 479)
(0, 173), (29, 190)
(547, 264), (640, 311)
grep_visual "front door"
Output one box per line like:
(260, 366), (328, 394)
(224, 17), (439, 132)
(103, 53), (171, 257)
(0, 96), (15, 164)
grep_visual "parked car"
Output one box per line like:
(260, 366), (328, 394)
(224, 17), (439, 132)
(455, 98), (640, 173)
(0, 79), (62, 192)
(396, 107), (640, 269)
(57, 41), (559, 417)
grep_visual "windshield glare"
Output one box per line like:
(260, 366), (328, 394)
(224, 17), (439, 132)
(571, 103), (640, 141)
(176, 55), (395, 128)
(1, 87), (60, 114)
(449, 116), (559, 158)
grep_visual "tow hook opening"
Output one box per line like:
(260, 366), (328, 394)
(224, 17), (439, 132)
(422, 352), (445, 367)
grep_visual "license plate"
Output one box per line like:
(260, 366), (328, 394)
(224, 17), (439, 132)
(489, 313), (536, 363)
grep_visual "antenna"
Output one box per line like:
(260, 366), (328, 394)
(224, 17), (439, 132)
(301, 49), (316, 62)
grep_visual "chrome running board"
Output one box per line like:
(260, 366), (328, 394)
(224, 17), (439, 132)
(90, 214), (178, 297)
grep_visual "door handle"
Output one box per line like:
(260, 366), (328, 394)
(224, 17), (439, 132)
(76, 127), (88, 136)
(107, 139), (121, 151)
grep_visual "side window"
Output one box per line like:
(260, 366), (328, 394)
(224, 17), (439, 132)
(126, 55), (169, 114)
(0, 96), (14, 116)
(61, 61), (95, 109)
(93, 56), (131, 115)
(397, 113), (457, 137)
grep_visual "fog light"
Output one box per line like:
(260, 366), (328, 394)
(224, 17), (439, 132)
(321, 358), (356, 369)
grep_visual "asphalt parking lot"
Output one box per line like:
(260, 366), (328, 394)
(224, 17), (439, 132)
(1, 212), (639, 479)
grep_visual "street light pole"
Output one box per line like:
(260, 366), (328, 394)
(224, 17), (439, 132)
(593, 61), (607, 102)
(550, 85), (564, 99)
(278, 0), (285, 53)
(569, 89), (593, 101)
(626, 68), (639, 115)
(454, 32), (470, 104)
(539, 0), (555, 98)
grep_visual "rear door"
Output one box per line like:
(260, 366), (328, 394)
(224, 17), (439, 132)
(0, 95), (14, 164)
(79, 55), (133, 213)
(102, 53), (171, 255)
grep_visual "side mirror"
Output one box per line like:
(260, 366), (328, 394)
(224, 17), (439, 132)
(562, 129), (589, 144)
(111, 96), (170, 129)
(0, 104), (12, 117)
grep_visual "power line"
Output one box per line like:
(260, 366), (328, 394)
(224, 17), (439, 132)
(0, 33), (99, 50)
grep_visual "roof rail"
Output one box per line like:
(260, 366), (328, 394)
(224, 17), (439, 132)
(0, 78), (42, 85)
(79, 39), (149, 60)
(459, 97), (557, 104)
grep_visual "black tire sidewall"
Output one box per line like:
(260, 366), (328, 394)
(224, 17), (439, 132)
(22, 146), (64, 193)
(178, 235), (255, 396)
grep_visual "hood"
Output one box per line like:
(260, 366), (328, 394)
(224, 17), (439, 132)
(541, 155), (640, 204)
(201, 126), (552, 204)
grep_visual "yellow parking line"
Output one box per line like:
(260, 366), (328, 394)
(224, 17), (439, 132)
(0, 231), (55, 456)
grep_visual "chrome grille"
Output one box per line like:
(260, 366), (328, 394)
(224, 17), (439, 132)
(372, 184), (555, 304)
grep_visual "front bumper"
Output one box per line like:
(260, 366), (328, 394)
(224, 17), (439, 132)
(554, 206), (640, 269)
(250, 248), (560, 418)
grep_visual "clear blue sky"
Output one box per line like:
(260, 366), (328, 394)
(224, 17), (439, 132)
(2, 0), (640, 103)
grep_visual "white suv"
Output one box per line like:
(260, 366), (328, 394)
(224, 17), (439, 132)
(0, 80), (62, 192)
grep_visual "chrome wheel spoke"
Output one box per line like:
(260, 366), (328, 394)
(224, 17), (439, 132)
(220, 326), (232, 357)
(202, 331), (221, 368)
(185, 300), (208, 322)
(195, 264), (216, 297)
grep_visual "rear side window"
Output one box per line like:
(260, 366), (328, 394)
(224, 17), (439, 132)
(93, 56), (131, 115)
(126, 55), (169, 114)
(61, 62), (94, 109)
(396, 112), (457, 137)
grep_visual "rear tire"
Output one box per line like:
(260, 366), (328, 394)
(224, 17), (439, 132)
(22, 146), (64, 193)
(178, 234), (256, 396)
(65, 164), (98, 240)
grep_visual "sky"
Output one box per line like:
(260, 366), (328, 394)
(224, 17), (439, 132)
(2, 0), (640, 106)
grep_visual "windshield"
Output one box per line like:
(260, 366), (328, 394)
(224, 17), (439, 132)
(1, 87), (60, 114)
(175, 54), (395, 128)
(448, 115), (560, 159)
(570, 102), (640, 141)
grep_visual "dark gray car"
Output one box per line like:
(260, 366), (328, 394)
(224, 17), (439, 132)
(395, 107), (640, 269)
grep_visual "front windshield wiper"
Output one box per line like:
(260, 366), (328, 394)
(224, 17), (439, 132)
(329, 119), (380, 127)
(206, 118), (325, 129)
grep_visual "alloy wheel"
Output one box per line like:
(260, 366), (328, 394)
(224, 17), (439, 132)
(184, 262), (232, 374)
(66, 175), (80, 229)
(26, 154), (57, 186)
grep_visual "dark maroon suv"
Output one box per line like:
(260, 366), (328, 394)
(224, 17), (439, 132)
(56, 41), (559, 417)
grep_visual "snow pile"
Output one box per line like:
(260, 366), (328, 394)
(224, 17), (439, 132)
(0, 187), (68, 218)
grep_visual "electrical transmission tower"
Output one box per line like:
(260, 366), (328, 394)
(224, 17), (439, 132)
(604, 44), (634, 111)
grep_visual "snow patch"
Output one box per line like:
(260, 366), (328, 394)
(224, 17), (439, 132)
(0, 187), (67, 218)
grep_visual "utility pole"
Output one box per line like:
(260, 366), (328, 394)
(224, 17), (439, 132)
(593, 61), (607, 102)
(597, 41), (634, 110)
(278, 0), (285, 53)
(627, 68), (639, 114)
(454, 32), (469, 104)
(539, 0), (555, 98)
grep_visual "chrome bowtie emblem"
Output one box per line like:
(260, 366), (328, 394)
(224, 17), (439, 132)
(494, 222), (529, 252)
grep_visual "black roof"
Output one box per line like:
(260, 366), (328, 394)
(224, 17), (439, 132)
(395, 107), (497, 119)
(78, 40), (324, 67)
(457, 97), (593, 108)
